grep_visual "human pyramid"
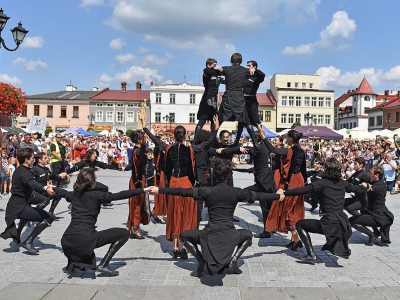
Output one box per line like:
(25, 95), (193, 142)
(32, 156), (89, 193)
(0, 53), (394, 278)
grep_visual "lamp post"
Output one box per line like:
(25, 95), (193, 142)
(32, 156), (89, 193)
(0, 8), (28, 52)
(387, 118), (395, 130)
(87, 114), (95, 127)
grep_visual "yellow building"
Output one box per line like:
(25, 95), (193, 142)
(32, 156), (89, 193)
(270, 74), (335, 131)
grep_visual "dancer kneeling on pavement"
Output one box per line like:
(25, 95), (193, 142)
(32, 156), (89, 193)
(148, 157), (284, 277)
(350, 166), (394, 246)
(277, 158), (367, 264)
(54, 168), (147, 276)
(0, 148), (55, 254)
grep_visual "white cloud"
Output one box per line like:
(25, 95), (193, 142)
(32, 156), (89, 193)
(109, 38), (126, 50)
(382, 65), (400, 81)
(97, 65), (171, 87)
(137, 47), (148, 54)
(282, 10), (356, 55)
(104, 0), (321, 55)
(22, 36), (45, 48)
(13, 57), (47, 71)
(282, 43), (314, 55)
(0, 74), (22, 85)
(79, 0), (104, 7)
(115, 53), (136, 64)
(141, 53), (174, 66)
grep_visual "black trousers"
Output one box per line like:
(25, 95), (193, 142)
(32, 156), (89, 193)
(180, 229), (252, 246)
(349, 215), (380, 228)
(296, 219), (324, 235)
(244, 183), (271, 224)
(344, 197), (366, 214)
(19, 205), (54, 224)
(244, 96), (261, 126)
(51, 161), (64, 187)
(28, 193), (51, 206)
(95, 228), (129, 248)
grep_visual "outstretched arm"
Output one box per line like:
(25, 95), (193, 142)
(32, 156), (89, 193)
(284, 185), (313, 196)
(143, 127), (169, 151)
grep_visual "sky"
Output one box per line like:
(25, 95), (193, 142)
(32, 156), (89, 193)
(1, 0), (400, 98)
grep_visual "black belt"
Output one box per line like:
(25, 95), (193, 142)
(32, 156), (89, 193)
(244, 94), (255, 97)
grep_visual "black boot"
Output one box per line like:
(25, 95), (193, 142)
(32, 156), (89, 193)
(230, 238), (252, 274)
(246, 125), (260, 150)
(297, 229), (316, 264)
(20, 221), (50, 254)
(352, 224), (376, 246)
(49, 198), (61, 219)
(182, 241), (205, 277)
(15, 220), (28, 243)
(233, 122), (245, 146)
(97, 236), (129, 276)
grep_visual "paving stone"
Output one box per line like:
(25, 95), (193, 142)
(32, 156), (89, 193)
(92, 285), (147, 300)
(0, 282), (56, 300)
(331, 287), (386, 300)
(286, 287), (338, 300)
(143, 286), (193, 300)
(42, 284), (101, 299)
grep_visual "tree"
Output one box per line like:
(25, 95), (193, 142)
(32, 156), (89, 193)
(45, 128), (53, 136)
(0, 82), (26, 115)
(291, 121), (301, 129)
(126, 129), (133, 137)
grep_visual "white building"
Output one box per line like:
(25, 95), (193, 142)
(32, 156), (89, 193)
(150, 82), (204, 134)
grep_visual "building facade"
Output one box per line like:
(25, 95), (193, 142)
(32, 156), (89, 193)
(271, 74), (335, 131)
(89, 82), (150, 133)
(381, 91), (400, 130)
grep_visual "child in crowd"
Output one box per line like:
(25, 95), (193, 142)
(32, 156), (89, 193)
(0, 149), (9, 196)
(7, 156), (16, 195)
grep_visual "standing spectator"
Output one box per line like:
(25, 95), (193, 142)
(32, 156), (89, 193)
(379, 153), (398, 191)
(18, 133), (39, 154)
(32, 132), (45, 152)
(50, 134), (66, 187)
(1, 149), (9, 195)
(7, 156), (16, 195)
(364, 148), (373, 172)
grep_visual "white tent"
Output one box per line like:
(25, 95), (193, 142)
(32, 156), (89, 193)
(346, 127), (370, 140)
(375, 129), (394, 137)
(99, 129), (110, 136)
(278, 128), (291, 136)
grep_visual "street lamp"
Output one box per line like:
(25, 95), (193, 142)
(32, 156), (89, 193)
(88, 114), (95, 126)
(0, 8), (29, 52)
(304, 112), (316, 126)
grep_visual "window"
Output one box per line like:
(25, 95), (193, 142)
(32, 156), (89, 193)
(311, 114), (316, 124)
(353, 108), (357, 115)
(288, 96), (294, 106)
(325, 97), (331, 108)
(34, 105), (40, 116)
(295, 114), (301, 123)
(304, 97), (310, 107)
(396, 112), (399, 122)
(369, 117), (375, 126)
(73, 106), (79, 118)
(377, 116), (383, 126)
(281, 114), (287, 124)
(296, 96), (301, 106)
(127, 104), (134, 107)
(309, 83), (313, 89)
(318, 115), (323, 125)
(170, 93), (176, 104)
(96, 103), (103, 107)
(318, 97), (324, 107)
(354, 122), (356, 128)
(156, 93), (161, 103)
(117, 112), (124, 122)
(311, 97), (317, 107)
(61, 106), (67, 118)
(127, 111), (134, 122)
(47, 105), (53, 117)
(287, 82), (291, 88)
(325, 115), (331, 125)
(96, 111), (103, 122)
(387, 112), (391, 121)
(169, 112), (175, 122)
(349, 123), (353, 129)
(288, 114), (294, 124)
(190, 94), (196, 104)
(116, 104), (124, 107)
(294, 83), (298, 88)
(106, 111), (113, 122)
(258, 111), (264, 122)
(155, 112), (161, 122)
(265, 111), (271, 122)
(302, 83), (306, 89)
(189, 113), (195, 123)
(107, 103), (114, 107)
(21, 106), (27, 117)
(281, 96), (287, 106)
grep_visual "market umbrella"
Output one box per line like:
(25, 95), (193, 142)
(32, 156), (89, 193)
(60, 127), (78, 135)
(87, 128), (103, 136)
(75, 127), (90, 137)
(240, 125), (279, 138)
(292, 126), (343, 140)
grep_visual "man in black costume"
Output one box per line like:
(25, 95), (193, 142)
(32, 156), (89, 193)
(195, 58), (222, 137)
(304, 158), (325, 212)
(234, 60), (265, 144)
(148, 157), (284, 277)
(215, 53), (260, 149)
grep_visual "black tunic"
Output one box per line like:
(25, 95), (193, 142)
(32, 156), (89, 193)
(55, 187), (144, 271)
(68, 159), (118, 173)
(159, 183), (280, 274)
(198, 67), (221, 121)
(304, 169), (325, 204)
(285, 178), (367, 256)
(347, 170), (369, 207)
(243, 69), (265, 95)
(31, 165), (59, 186)
(1, 166), (47, 241)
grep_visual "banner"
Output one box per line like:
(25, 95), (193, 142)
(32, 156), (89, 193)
(28, 116), (47, 134)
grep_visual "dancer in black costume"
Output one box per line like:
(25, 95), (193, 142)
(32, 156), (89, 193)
(278, 158), (367, 264)
(0, 148), (55, 254)
(304, 158), (325, 212)
(350, 166), (394, 246)
(54, 168), (147, 276)
(148, 157), (284, 277)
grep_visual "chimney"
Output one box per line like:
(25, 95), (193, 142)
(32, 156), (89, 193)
(93, 87), (98, 91)
(150, 81), (154, 86)
(66, 84), (73, 91)
(121, 82), (127, 92)
(347, 89), (351, 93)
(136, 81), (142, 91)
(385, 90), (389, 95)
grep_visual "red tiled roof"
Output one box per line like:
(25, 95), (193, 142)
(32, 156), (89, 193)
(334, 90), (355, 106)
(90, 88), (150, 101)
(217, 90), (276, 106)
(365, 97), (399, 112)
(383, 98), (400, 109)
(356, 77), (375, 95)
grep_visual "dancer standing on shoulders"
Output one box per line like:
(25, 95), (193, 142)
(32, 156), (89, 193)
(259, 126), (306, 250)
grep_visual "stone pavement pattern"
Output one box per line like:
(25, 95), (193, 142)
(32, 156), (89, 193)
(0, 168), (399, 299)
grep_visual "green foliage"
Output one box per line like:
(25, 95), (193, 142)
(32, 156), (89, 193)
(291, 121), (301, 129)
(45, 128), (53, 136)
(126, 129), (134, 136)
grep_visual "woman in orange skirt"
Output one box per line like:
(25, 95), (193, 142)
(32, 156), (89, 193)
(259, 127), (306, 250)
(165, 126), (198, 259)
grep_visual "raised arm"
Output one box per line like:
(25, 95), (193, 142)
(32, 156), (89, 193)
(143, 127), (169, 151)
(262, 138), (288, 156)
(254, 69), (265, 83)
